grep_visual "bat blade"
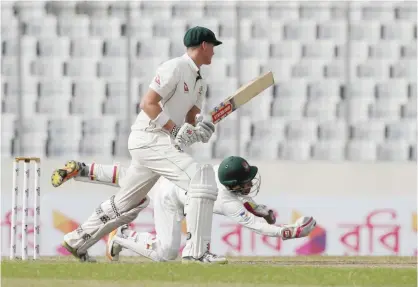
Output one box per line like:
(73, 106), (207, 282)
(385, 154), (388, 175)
(208, 71), (274, 124)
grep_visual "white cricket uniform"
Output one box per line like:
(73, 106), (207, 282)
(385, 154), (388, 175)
(115, 53), (207, 213)
(75, 163), (282, 261)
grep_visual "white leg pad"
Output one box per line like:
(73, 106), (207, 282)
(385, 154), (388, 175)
(181, 164), (218, 259)
(64, 196), (150, 255)
(114, 232), (164, 262)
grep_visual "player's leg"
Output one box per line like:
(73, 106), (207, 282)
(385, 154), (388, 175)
(51, 161), (128, 188)
(62, 162), (159, 261)
(107, 178), (183, 262)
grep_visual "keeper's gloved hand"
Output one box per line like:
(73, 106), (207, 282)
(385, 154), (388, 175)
(173, 123), (200, 147)
(243, 202), (276, 224)
(280, 216), (317, 240)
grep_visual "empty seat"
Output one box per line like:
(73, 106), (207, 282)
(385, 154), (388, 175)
(319, 120), (348, 141)
(286, 120), (317, 142)
(351, 120), (386, 142)
(300, 2), (331, 20)
(104, 80), (143, 116)
(307, 80), (341, 101)
(48, 116), (83, 138)
(73, 80), (106, 98)
(382, 21), (415, 42)
(1, 17), (18, 39)
(46, 1), (77, 16)
(274, 80), (307, 98)
(390, 60), (417, 80)
(140, 1), (174, 19)
(2, 36), (38, 57)
(77, 1), (109, 17)
(271, 96), (305, 118)
(137, 38), (170, 58)
(386, 120), (417, 143)
(71, 37), (103, 58)
(270, 41), (301, 60)
(269, 2), (299, 21)
(23, 16), (57, 36)
(131, 58), (166, 81)
(206, 78), (238, 106)
(359, 2), (395, 22)
(377, 140), (410, 161)
(173, 2), (204, 19)
(80, 134), (114, 157)
(200, 59), (232, 81)
(252, 118), (286, 141)
(292, 60), (325, 80)
(38, 37), (70, 58)
(39, 78), (72, 97)
(346, 140), (377, 161)
(37, 93), (71, 116)
(103, 38), (135, 57)
(394, 1), (418, 21)
(402, 98), (417, 118)
(97, 58), (127, 79)
(20, 133), (48, 157)
(90, 17), (122, 38)
(64, 59), (97, 78)
(283, 20), (316, 41)
(240, 90), (273, 120)
(58, 15), (90, 37)
(337, 98), (372, 123)
(83, 116), (117, 136)
(239, 1), (269, 20)
(369, 42), (400, 60)
(304, 97), (337, 120)
(3, 77), (38, 95)
(246, 139), (280, 160)
(153, 19), (188, 39)
(401, 43), (417, 58)
(2, 93), (37, 116)
(21, 116), (49, 134)
(376, 80), (409, 103)
(323, 61), (347, 79)
(31, 58), (64, 77)
(205, 2), (237, 21)
(48, 135), (80, 158)
(214, 139), (240, 159)
(302, 41), (336, 59)
(240, 40), (270, 60)
(370, 98), (401, 121)
(71, 92), (105, 116)
(1, 131), (14, 156)
(312, 141), (346, 161)
(241, 19), (281, 40)
(349, 22), (381, 42)
(263, 59), (294, 80)
(279, 141), (312, 161)
(2, 113), (16, 134)
(356, 60), (390, 80)
(411, 145), (417, 161)
(335, 42), (369, 60)
(341, 80), (375, 100)
(128, 19), (154, 38)
(317, 21), (347, 44)
(409, 82), (417, 100)
(2, 57), (32, 77)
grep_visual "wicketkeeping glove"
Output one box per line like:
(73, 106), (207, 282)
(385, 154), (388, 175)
(280, 216), (317, 240)
(244, 202), (276, 224)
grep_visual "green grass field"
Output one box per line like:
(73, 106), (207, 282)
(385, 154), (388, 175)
(2, 256), (417, 287)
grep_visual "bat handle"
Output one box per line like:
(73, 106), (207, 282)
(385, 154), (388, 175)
(195, 114), (203, 123)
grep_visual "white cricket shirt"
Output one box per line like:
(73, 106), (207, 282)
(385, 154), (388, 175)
(131, 54), (207, 132)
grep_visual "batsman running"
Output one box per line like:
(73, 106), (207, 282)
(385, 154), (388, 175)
(52, 156), (317, 262)
(55, 26), (226, 263)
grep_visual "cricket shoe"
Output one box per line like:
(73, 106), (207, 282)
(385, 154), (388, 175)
(51, 160), (84, 187)
(106, 225), (127, 261)
(62, 240), (96, 263)
(182, 251), (228, 264)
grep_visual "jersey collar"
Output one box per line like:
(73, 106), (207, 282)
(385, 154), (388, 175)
(182, 53), (199, 73)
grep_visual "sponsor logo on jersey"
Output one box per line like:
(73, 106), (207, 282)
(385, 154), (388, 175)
(154, 75), (160, 86)
(184, 82), (189, 93)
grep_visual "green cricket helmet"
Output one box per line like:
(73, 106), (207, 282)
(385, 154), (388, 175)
(218, 156), (261, 196)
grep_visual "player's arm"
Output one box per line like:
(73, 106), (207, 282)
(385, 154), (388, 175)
(185, 105), (201, 126)
(140, 89), (176, 132)
(222, 201), (316, 240)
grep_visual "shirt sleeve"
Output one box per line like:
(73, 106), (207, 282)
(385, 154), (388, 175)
(149, 62), (180, 99)
(221, 200), (282, 237)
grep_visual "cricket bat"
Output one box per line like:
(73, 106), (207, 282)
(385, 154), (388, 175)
(197, 71), (275, 124)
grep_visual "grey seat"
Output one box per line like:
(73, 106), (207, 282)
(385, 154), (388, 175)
(351, 120), (386, 142)
(377, 140), (410, 161)
(279, 140), (312, 161)
(346, 140), (377, 161)
(312, 141), (346, 161)
(386, 120), (417, 143)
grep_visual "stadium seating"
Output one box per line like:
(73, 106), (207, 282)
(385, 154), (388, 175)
(1, 1), (416, 162)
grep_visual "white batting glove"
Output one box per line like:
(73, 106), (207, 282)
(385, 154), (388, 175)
(173, 123), (200, 147)
(280, 216), (317, 240)
(196, 121), (215, 143)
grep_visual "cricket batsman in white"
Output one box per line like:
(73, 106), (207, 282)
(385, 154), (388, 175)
(52, 156), (317, 262)
(53, 26), (226, 263)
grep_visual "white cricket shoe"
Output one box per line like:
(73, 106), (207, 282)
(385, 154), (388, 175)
(182, 251), (228, 264)
(106, 225), (127, 261)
